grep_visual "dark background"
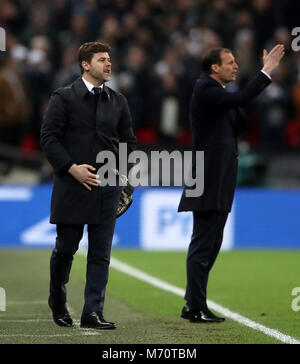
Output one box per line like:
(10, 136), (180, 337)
(0, 0), (300, 187)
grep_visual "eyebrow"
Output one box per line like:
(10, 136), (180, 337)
(97, 56), (111, 61)
(226, 57), (235, 63)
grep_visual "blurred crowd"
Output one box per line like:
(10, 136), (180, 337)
(1, 0), (300, 161)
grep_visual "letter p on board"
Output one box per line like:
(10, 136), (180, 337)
(0, 287), (6, 311)
(0, 27), (6, 51)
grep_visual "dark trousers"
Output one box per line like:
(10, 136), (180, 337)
(49, 185), (122, 315)
(185, 210), (229, 311)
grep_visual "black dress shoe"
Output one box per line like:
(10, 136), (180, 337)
(80, 312), (116, 330)
(48, 296), (74, 327)
(190, 308), (226, 323)
(97, 312), (116, 326)
(181, 305), (194, 320)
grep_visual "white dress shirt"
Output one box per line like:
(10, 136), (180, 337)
(261, 70), (272, 80)
(82, 77), (104, 94)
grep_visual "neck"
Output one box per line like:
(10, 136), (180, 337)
(209, 74), (226, 88)
(82, 73), (104, 87)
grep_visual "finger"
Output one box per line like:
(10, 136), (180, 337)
(268, 44), (282, 56)
(274, 45), (285, 53)
(86, 171), (98, 179)
(273, 44), (283, 50)
(275, 47), (285, 58)
(86, 176), (101, 184)
(263, 49), (268, 57)
(84, 164), (96, 171)
(272, 44), (285, 55)
(86, 179), (100, 186)
(83, 182), (91, 191)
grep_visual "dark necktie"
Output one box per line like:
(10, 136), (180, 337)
(91, 87), (101, 114)
(92, 87), (102, 96)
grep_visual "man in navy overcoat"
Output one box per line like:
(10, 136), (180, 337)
(178, 45), (285, 322)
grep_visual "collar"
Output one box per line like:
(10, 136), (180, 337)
(203, 74), (226, 88)
(82, 77), (104, 94)
(74, 77), (110, 99)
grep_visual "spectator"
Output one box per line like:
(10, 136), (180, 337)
(0, 53), (31, 146)
(256, 63), (291, 145)
(52, 46), (80, 89)
(0, 0), (298, 153)
(0, 52), (31, 173)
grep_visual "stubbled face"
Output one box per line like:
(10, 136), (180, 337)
(213, 51), (238, 85)
(82, 52), (111, 84)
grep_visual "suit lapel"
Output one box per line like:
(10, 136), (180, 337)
(72, 78), (98, 128)
(73, 78), (113, 128)
(95, 84), (111, 126)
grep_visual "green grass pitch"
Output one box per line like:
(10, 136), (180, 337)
(0, 249), (300, 344)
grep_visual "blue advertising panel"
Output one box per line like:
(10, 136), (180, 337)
(0, 185), (300, 250)
(234, 188), (300, 249)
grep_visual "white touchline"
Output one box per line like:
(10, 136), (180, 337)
(105, 255), (300, 345)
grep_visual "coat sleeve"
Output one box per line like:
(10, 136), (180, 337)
(117, 95), (137, 155)
(40, 91), (74, 173)
(202, 71), (271, 109)
(116, 95), (137, 178)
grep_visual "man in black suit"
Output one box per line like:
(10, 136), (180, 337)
(178, 45), (285, 323)
(40, 42), (136, 329)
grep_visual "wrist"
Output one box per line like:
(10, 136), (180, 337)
(68, 163), (77, 174)
(261, 69), (272, 80)
(262, 67), (272, 76)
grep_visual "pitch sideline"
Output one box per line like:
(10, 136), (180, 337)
(78, 249), (300, 345)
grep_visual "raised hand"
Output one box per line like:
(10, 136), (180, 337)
(262, 44), (285, 75)
(68, 163), (100, 190)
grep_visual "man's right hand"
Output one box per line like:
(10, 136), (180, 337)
(262, 44), (285, 76)
(68, 164), (100, 191)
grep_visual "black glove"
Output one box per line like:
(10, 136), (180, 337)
(116, 181), (134, 218)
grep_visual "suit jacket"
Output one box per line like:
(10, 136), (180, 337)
(40, 77), (137, 224)
(178, 72), (271, 212)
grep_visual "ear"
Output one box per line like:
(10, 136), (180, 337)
(211, 64), (219, 74)
(82, 61), (90, 72)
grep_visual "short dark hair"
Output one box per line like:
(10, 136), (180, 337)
(202, 47), (232, 74)
(78, 41), (111, 74)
